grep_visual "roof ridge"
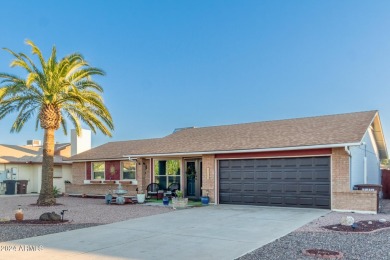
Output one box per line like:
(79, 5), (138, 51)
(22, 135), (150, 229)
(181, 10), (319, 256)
(170, 110), (378, 132)
(105, 137), (163, 144)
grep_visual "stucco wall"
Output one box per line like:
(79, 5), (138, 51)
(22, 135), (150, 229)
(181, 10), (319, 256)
(349, 129), (381, 188)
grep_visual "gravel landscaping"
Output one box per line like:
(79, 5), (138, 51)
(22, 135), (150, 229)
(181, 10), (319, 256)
(0, 195), (172, 242)
(239, 200), (390, 260)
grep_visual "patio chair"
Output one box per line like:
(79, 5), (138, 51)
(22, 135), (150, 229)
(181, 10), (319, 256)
(164, 182), (180, 198)
(146, 183), (160, 200)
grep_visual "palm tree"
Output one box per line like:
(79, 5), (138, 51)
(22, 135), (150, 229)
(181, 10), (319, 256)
(0, 40), (114, 206)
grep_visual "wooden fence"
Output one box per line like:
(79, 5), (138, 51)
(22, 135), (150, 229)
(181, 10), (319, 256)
(382, 169), (390, 199)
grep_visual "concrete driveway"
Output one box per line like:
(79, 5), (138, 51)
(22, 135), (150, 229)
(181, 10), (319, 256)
(0, 205), (328, 260)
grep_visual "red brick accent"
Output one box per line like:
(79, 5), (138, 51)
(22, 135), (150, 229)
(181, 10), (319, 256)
(215, 148), (332, 159)
(105, 161), (121, 180)
(86, 162), (91, 180)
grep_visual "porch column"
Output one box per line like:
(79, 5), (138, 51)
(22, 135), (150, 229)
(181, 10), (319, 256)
(202, 154), (216, 203)
(136, 158), (149, 193)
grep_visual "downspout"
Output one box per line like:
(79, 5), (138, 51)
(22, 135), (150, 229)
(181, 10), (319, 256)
(345, 146), (352, 190)
(362, 142), (367, 184)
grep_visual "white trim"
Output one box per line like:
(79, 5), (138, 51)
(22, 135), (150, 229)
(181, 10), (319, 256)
(68, 158), (129, 163)
(85, 162), (87, 180)
(121, 161), (137, 182)
(368, 128), (380, 158)
(332, 209), (377, 215)
(214, 153), (332, 161)
(214, 158), (218, 205)
(92, 161), (105, 181)
(215, 154), (332, 208)
(330, 153), (333, 210)
(153, 158), (182, 189)
(124, 143), (359, 158)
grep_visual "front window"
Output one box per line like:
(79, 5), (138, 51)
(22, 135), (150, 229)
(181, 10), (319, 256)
(154, 159), (180, 189)
(122, 161), (136, 179)
(92, 162), (105, 180)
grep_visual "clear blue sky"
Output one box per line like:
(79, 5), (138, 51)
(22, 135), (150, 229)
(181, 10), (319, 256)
(1, 1), (390, 147)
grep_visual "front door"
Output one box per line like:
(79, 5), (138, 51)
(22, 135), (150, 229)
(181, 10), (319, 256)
(185, 160), (202, 198)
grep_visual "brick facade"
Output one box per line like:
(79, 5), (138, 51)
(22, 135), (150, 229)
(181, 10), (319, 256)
(69, 148), (378, 212)
(136, 158), (150, 193)
(201, 154), (216, 203)
(65, 183), (137, 196)
(68, 160), (140, 197)
(72, 162), (86, 184)
(331, 147), (377, 213)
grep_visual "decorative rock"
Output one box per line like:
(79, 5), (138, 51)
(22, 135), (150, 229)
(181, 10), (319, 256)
(379, 219), (386, 223)
(340, 216), (355, 226)
(368, 221), (373, 224)
(0, 217), (10, 222)
(39, 212), (61, 221)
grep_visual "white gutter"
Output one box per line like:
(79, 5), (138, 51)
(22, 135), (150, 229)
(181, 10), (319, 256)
(124, 142), (361, 158)
(66, 158), (130, 163)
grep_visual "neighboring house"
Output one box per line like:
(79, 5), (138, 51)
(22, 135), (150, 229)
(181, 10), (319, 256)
(68, 110), (387, 213)
(0, 129), (91, 195)
(0, 141), (72, 194)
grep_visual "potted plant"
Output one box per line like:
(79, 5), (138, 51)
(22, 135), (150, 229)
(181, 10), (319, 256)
(105, 189), (113, 204)
(172, 190), (188, 209)
(201, 189), (210, 205)
(15, 205), (23, 221)
(136, 188), (145, 203)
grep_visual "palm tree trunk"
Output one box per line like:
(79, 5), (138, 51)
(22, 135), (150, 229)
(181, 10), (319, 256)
(37, 128), (56, 206)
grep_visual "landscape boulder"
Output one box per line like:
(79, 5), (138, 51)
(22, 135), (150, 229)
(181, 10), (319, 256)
(340, 216), (354, 226)
(39, 212), (61, 221)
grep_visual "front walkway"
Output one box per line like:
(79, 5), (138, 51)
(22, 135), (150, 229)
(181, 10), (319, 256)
(0, 205), (328, 260)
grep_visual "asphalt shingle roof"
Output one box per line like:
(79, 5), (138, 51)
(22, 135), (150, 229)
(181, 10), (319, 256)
(0, 143), (71, 164)
(70, 110), (380, 161)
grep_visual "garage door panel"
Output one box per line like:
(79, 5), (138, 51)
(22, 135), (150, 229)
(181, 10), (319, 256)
(243, 184), (255, 192)
(256, 184), (268, 192)
(298, 158), (313, 166)
(242, 160), (255, 168)
(270, 159), (284, 167)
(270, 184), (283, 192)
(285, 184), (298, 192)
(285, 197), (298, 205)
(255, 171), (269, 179)
(314, 157), (330, 166)
(242, 195), (255, 203)
(299, 185), (314, 193)
(219, 160), (230, 168)
(219, 157), (330, 209)
(270, 171), (283, 179)
(315, 171), (330, 180)
(315, 184), (330, 194)
(231, 171), (242, 179)
(284, 171), (298, 180)
(270, 197), (283, 205)
(230, 184), (242, 191)
(243, 172), (254, 179)
(299, 171), (313, 180)
(299, 197), (314, 205)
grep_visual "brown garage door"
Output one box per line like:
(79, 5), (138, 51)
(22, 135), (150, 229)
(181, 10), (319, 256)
(219, 157), (330, 209)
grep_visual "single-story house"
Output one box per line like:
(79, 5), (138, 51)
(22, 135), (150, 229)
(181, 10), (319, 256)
(0, 141), (72, 194)
(0, 129), (91, 194)
(68, 110), (387, 213)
